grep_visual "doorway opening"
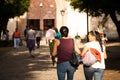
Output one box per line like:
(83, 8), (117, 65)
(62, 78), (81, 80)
(27, 19), (40, 30)
(43, 19), (55, 35)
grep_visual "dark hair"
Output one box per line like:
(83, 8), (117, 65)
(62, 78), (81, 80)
(89, 31), (103, 52)
(29, 25), (33, 29)
(60, 26), (69, 37)
(54, 28), (58, 32)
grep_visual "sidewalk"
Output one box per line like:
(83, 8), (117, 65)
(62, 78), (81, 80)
(0, 39), (85, 80)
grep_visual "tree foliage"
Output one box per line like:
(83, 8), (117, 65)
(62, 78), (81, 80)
(0, 0), (30, 37)
(68, 0), (120, 39)
(0, 0), (30, 18)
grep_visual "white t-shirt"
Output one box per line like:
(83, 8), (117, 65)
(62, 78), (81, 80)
(45, 29), (56, 41)
(85, 41), (106, 69)
(27, 29), (36, 40)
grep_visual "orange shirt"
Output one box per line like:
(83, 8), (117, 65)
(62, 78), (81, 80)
(13, 31), (20, 38)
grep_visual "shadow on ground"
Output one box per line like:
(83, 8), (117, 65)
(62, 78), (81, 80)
(0, 45), (56, 80)
(0, 41), (120, 80)
(106, 45), (120, 70)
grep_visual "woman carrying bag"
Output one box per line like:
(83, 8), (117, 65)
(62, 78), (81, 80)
(80, 31), (107, 80)
(52, 26), (81, 80)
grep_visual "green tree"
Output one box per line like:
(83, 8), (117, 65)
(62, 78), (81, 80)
(0, 0), (30, 37)
(68, 0), (120, 39)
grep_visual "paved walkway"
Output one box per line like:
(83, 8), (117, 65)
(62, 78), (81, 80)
(1, 39), (120, 80)
(0, 39), (85, 80)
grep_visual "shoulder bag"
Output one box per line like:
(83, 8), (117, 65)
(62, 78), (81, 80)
(82, 48), (97, 66)
(69, 39), (82, 69)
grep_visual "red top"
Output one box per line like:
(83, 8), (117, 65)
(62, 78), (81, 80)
(13, 31), (20, 38)
(57, 38), (73, 63)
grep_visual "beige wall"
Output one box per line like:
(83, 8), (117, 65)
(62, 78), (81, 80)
(55, 0), (90, 38)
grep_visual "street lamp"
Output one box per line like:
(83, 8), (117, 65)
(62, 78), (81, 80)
(60, 9), (65, 26)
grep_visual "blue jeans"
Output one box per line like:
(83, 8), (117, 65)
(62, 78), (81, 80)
(14, 38), (20, 48)
(57, 61), (76, 80)
(83, 65), (104, 80)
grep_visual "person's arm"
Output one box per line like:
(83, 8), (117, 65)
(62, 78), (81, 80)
(74, 41), (81, 54)
(52, 39), (59, 56)
(80, 46), (89, 58)
(12, 32), (14, 40)
(102, 45), (107, 59)
(103, 50), (107, 59)
(34, 30), (36, 38)
(19, 32), (21, 38)
(45, 31), (49, 44)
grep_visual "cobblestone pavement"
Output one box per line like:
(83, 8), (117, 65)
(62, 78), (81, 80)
(0, 39), (120, 80)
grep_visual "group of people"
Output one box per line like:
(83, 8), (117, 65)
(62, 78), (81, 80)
(12, 25), (107, 80)
(12, 25), (42, 58)
(48, 26), (107, 80)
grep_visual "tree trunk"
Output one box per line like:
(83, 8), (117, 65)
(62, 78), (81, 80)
(109, 11), (120, 39)
(0, 18), (9, 40)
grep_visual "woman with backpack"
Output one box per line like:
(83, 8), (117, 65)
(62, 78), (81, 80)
(52, 26), (81, 80)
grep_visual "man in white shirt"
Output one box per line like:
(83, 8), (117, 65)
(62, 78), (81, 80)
(45, 26), (56, 44)
(45, 26), (56, 66)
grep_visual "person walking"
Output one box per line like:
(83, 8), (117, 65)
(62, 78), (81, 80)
(24, 25), (29, 38)
(52, 26), (81, 80)
(13, 28), (21, 49)
(35, 28), (42, 48)
(24, 25), (29, 47)
(45, 25), (56, 44)
(45, 25), (56, 66)
(27, 25), (36, 58)
(80, 31), (107, 80)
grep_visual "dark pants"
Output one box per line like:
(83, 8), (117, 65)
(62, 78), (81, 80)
(27, 39), (35, 52)
(36, 37), (41, 47)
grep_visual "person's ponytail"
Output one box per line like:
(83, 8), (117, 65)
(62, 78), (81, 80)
(93, 31), (103, 52)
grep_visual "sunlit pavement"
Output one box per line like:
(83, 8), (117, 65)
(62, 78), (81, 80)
(0, 38), (85, 80)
